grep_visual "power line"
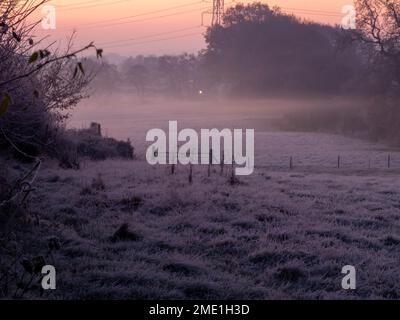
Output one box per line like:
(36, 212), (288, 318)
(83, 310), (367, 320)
(66, 6), (210, 31)
(46, 1), (344, 52)
(102, 32), (203, 49)
(282, 7), (342, 15)
(51, 0), (109, 8)
(56, 2), (341, 33)
(77, 1), (202, 27)
(56, 0), (132, 11)
(58, 1), (206, 30)
(98, 25), (204, 46)
(97, 7), (340, 49)
(93, 6), (342, 50)
(280, 7), (342, 17)
(98, 11), (342, 50)
(282, 11), (342, 18)
(282, 12), (341, 17)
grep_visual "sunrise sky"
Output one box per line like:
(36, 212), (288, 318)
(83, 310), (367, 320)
(36, 0), (353, 56)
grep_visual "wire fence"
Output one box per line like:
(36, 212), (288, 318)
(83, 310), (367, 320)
(149, 149), (400, 173)
(256, 153), (400, 170)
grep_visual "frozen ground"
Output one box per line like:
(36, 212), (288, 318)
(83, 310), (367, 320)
(1, 156), (399, 299)
(1, 97), (399, 299)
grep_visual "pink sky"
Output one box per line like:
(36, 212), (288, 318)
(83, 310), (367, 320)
(37, 0), (352, 56)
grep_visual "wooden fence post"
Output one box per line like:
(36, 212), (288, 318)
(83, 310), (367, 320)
(189, 163), (193, 184)
(208, 149), (212, 177)
(337, 155), (340, 169)
(230, 154), (235, 184)
(220, 153), (224, 175)
(388, 154), (391, 168)
(290, 156), (293, 170)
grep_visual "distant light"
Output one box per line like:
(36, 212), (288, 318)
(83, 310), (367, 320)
(198, 90), (203, 95)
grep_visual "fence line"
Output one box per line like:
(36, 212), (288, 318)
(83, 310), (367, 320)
(149, 149), (400, 177)
(147, 148), (399, 185)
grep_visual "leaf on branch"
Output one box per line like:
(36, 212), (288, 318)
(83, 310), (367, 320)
(28, 51), (39, 64)
(28, 38), (34, 45)
(73, 66), (78, 79)
(0, 22), (8, 33)
(39, 50), (50, 59)
(0, 92), (12, 117)
(12, 31), (21, 42)
(77, 62), (85, 75)
(96, 48), (103, 59)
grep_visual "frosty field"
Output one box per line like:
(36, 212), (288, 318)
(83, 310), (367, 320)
(3, 155), (398, 299)
(2, 97), (399, 299)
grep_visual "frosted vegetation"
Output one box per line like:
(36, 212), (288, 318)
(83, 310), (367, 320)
(2, 153), (399, 299)
(1, 0), (399, 299)
(2, 97), (399, 299)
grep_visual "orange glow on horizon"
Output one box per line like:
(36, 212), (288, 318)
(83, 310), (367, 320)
(35, 0), (352, 56)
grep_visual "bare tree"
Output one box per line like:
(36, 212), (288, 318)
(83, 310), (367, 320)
(352, 0), (400, 84)
(0, 0), (102, 154)
(339, 1), (400, 142)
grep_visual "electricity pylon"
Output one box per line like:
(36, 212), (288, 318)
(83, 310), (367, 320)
(212, 0), (224, 26)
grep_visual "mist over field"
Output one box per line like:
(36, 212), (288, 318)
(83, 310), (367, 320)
(69, 95), (333, 148)
(70, 94), (397, 165)
(1, 0), (400, 301)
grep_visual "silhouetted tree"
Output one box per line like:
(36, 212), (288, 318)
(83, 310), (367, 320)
(352, 0), (400, 87)
(204, 2), (363, 96)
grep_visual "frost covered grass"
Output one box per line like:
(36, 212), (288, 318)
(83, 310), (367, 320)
(2, 97), (399, 299)
(2, 154), (399, 299)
